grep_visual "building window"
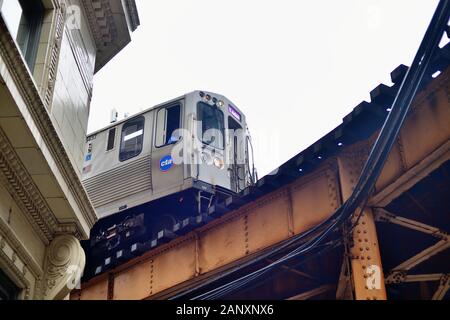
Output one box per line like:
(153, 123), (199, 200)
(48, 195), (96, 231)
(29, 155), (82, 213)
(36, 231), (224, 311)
(0, 0), (44, 71)
(0, 269), (19, 300)
(197, 102), (224, 149)
(155, 105), (181, 147)
(106, 128), (116, 151)
(119, 116), (144, 162)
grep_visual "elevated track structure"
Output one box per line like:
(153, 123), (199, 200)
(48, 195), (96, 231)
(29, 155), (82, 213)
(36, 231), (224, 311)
(72, 4), (450, 300)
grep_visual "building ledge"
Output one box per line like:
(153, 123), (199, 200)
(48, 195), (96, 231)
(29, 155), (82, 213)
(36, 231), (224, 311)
(81, 0), (140, 73)
(0, 16), (97, 240)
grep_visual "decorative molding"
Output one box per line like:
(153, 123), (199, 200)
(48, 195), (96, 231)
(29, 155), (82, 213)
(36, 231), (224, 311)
(42, 0), (65, 108)
(0, 127), (57, 244)
(0, 125), (88, 242)
(81, 0), (117, 49)
(0, 16), (98, 232)
(41, 235), (85, 300)
(55, 223), (83, 239)
(80, 0), (140, 72)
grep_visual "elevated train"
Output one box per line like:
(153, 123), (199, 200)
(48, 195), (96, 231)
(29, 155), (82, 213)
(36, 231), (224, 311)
(81, 91), (256, 277)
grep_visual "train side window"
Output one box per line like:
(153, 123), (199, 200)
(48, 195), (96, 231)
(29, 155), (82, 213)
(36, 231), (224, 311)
(155, 104), (181, 147)
(106, 128), (116, 151)
(119, 116), (144, 162)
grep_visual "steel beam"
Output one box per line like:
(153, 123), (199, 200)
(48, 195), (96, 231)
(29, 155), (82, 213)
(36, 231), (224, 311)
(374, 209), (449, 240)
(386, 240), (450, 284)
(266, 259), (317, 281)
(287, 285), (334, 300)
(337, 144), (387, 300)
(432, 274), (450, 300)
(398, 274), (444, 283)
(371, 66), (450, 207)
(73, 164), (340, 300)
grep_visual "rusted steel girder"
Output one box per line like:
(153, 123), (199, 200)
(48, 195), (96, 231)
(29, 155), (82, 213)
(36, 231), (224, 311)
(73, 163), (341, 300)
(337, 144), (387, 300)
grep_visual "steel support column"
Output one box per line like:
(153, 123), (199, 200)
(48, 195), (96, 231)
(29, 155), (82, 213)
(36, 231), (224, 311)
(337, 145), (387, 300)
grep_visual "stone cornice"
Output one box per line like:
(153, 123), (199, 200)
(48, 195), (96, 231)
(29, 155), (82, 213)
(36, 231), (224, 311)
(0, 127), (57, 244)
(0, 125), (86, 243)
(0, 17), (97, 236)
(80, 0), (140, 72)
(81, 0), (117, 48)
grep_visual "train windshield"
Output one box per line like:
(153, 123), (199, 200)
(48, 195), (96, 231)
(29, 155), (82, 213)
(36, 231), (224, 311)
(197, 102), (224, 149)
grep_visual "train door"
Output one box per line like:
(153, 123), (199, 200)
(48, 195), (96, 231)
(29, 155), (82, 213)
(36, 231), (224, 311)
(196, 102), (230, 190)
(228, 116), (246, 192)
(152, 102), (184, 195)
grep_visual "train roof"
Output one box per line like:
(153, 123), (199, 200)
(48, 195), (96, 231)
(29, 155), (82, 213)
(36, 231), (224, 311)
(87, 90), (244, 137)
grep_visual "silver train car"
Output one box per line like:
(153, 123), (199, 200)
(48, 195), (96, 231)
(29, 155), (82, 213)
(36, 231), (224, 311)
(83, 91), (255, 220)
(81, 91), (256, 275)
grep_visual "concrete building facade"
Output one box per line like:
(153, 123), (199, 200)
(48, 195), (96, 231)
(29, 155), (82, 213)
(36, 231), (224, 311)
(0, 0), (139, 299)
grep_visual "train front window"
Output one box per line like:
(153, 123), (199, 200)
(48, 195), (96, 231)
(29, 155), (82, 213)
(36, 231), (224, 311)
(197, 102), (224, 149)
(119, 116), (144, 162)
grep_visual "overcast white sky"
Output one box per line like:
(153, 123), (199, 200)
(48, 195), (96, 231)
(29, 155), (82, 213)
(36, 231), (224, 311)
(88, 0), (439, 177)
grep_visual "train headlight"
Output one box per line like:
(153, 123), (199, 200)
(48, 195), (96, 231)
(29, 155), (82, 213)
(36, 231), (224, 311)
(213, 157), (224, 169)
(217, 100), (224, 107)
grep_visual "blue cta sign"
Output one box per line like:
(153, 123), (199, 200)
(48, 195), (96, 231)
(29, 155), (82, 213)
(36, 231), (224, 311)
(159, 155), (174, 172)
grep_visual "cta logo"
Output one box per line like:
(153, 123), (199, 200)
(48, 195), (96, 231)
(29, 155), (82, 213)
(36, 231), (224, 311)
(159, 155), (174, 172)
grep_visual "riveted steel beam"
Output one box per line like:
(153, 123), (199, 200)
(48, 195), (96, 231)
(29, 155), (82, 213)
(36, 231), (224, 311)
(337, 143), (387, 300)
(432, 274), (450, 300)
(386, 240), (450, 284)
(287, 284), (335, 300)
(374, 209), (449, 240)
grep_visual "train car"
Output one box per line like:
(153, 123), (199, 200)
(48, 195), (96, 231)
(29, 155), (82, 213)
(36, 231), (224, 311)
(81, 91), (256, 277)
